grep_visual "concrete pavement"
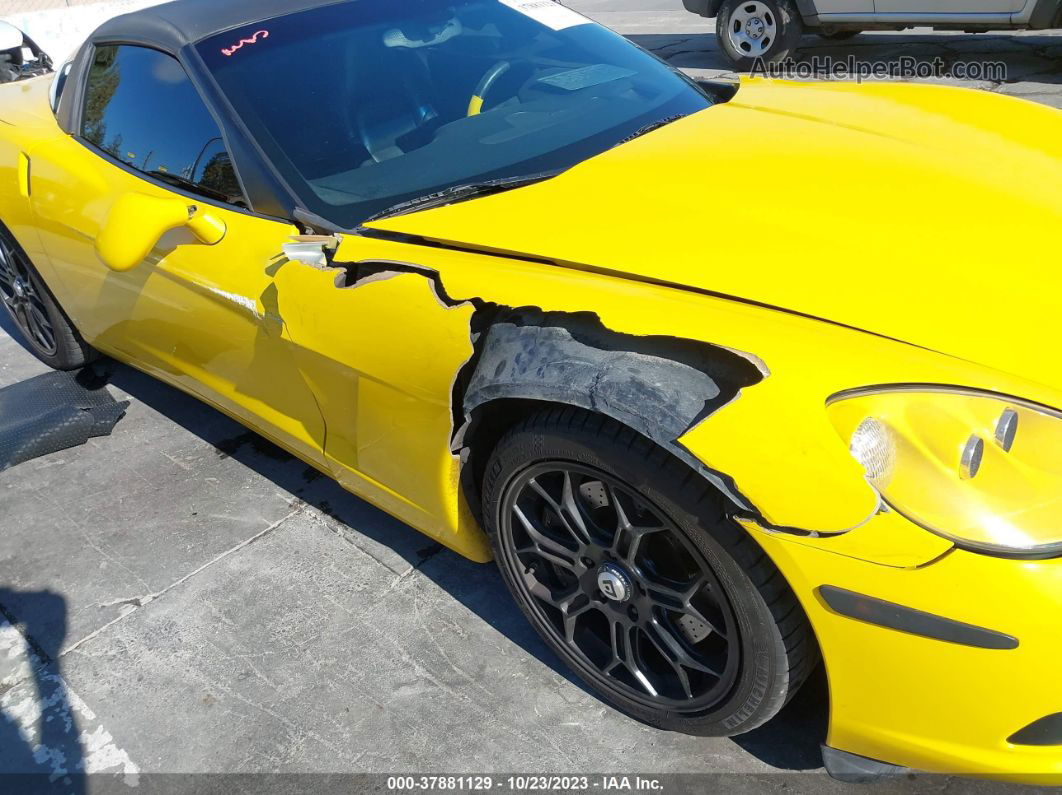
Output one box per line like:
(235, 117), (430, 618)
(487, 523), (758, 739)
(0, 0), (1059, 789)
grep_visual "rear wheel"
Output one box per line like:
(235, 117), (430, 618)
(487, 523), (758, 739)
(716, 0), (803, 70)
(482, 407), (817, 735)
(0, 225), (96, 370)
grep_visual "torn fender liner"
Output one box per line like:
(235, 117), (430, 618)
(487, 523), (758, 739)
(460, 309), (765, 512)
(0, 371), (129, 472)
(326, 257), (771, 521)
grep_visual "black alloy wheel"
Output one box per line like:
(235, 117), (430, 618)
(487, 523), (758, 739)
(501, 462), (740, 710)
(483, 407), (818, 735)
(0, 223), (95, 369)
(0, 232), (58, 357)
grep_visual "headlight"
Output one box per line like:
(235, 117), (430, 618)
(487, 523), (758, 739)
(828, 387), (1062, 557)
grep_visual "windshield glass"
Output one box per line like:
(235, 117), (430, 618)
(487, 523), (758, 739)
(197, 0), (711, 227)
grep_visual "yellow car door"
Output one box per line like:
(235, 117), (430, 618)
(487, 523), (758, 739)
(28, 44), (326, 466)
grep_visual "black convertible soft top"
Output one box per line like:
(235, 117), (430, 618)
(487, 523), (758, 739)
(90, 0), (352, 54)
(55, 0), (360, 213)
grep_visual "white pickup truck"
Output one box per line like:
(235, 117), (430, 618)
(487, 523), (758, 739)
(682, 0), (1062, 66)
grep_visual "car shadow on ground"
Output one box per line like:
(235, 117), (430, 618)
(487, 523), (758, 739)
(65, 352), (827, 771)
(629, 30), (1061, 88)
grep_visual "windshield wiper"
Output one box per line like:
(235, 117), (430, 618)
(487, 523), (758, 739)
(148, 170), (231, 204)
(614, 114), (686, 148)
(367, 170), (562, 222)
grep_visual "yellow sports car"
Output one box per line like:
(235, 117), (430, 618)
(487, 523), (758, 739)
(1, 0), (1060, 782)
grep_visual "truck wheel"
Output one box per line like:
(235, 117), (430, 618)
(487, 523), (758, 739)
(716, 0), (803, 70)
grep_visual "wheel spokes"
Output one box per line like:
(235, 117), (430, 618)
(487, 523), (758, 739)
(0, 245), (18, 306)
(12, 303), (30, 333)
(0, 238), (57, 354)
(25, 303), (56, 352)
(607, 484), (664, 566)
(512, 504), (580, 572)
(523, 575), (579, 612)
(728, 2), (777, 56)
(646, 575), (728, 641)
(603, 620), (658, 697)
(559, 592), (594, 644)
(528, 474), (593, 547)
(648, 616), (722, 679)
(559, 471), (593, 545)
(645, 622), (695, 699)
(503, 461), (739, 710)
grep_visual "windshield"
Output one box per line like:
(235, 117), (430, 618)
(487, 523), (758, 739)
(197, 0), (712, 227)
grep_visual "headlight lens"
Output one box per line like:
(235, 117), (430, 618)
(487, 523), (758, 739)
(828, 387), (1062, 557)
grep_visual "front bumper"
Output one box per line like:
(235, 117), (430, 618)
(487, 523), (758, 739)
(750, 518), (1062, 783)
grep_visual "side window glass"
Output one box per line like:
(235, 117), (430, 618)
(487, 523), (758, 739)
(81, 45), (245, 206)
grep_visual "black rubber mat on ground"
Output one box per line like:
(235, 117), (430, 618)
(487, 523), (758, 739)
(0, 370), (129, 472)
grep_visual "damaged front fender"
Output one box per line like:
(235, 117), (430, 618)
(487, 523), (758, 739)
(270, 231), (1044, 566)
(459, 309), (764, 514)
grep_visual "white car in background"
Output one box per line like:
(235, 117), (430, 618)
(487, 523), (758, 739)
(682, 0), (1062, 66)
(0, 19), (52, 83)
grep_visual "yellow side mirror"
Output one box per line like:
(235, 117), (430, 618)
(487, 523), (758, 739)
(95, 192), (227, 272)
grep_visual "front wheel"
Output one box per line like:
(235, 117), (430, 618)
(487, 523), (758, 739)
(716, 0), (803, 70)
(482, 407), (818, 735)
(0, 225), (96, 370)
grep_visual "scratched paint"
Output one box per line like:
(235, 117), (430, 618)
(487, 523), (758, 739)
(204, 285), (262, 319)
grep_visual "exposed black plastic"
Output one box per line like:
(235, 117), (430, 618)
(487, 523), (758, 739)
(0, 371), (128, 472)
(462, 309), (763, 452)
(1009, 713), (1062, 746)
(818, 585), (1019, 650)
(821, 745), (910, 783)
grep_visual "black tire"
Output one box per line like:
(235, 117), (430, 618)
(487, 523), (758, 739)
(716, 0), (803, 70)
(817, 30), (861, 40)
(0, 224), (96, 370)
(482, 406), (818, 736)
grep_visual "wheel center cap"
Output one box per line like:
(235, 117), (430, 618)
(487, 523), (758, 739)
(596, 563), (633, 603)
(12, 279), (25, 299)
(746, 17), (765, 39)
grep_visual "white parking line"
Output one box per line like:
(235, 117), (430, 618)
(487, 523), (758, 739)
(0, 619), (139, 785)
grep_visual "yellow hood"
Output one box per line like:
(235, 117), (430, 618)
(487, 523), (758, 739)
(367, 79), (1062, 393)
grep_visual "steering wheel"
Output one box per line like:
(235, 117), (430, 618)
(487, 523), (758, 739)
(467, 60), (512, 117)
